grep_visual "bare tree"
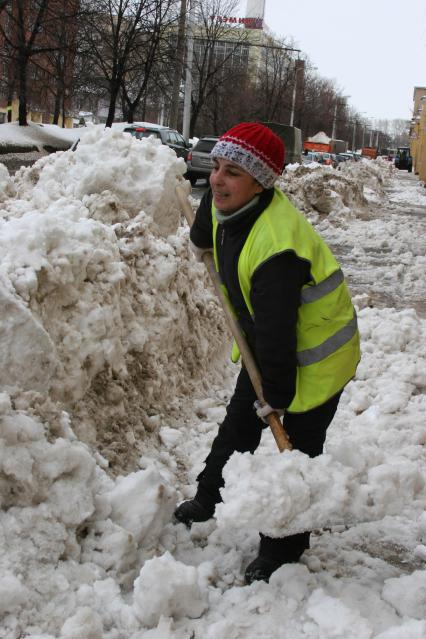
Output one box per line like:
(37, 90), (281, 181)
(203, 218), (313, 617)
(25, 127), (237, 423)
(120, 0), (178, 123)
(187, 0), (249, 136)
(168, 0), (186, 128)
(34, 1), (81, 126)
(79, 0), (177, 127)
(0, 0), (54, 125)
(250, 37), (294, 123)
(389, 119), (410, 146)
(0, 21), (16, 122)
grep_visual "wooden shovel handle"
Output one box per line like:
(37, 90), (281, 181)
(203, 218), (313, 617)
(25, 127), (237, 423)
(176, 184), (292, 453)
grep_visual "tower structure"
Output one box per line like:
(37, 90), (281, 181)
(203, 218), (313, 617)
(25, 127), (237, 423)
(246, 0), (266, 19)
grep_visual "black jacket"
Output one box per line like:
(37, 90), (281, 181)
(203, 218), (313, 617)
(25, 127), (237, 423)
(190, 188), (311, 409)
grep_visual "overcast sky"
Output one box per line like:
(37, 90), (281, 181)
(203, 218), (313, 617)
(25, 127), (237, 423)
(242, 0), (426, 123)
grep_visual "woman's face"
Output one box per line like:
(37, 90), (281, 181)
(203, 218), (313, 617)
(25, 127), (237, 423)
(209, 158), (264, 213)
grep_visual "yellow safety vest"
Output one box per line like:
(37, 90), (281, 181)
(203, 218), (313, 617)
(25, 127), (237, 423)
(212, 187), (360, 413)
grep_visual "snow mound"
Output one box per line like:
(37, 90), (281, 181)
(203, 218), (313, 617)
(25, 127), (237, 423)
(133, 552), (208, 627)
(0, 127), (231, 635)
(0, 127), (230, 463)
(0, 121), (78, 154)
(279, 158), (393, 216)
(339, 157), (393, 196)
(306, 131), (330, 144)
(217, 306), (426, 536)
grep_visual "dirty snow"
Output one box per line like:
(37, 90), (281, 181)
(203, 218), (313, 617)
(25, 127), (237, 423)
(0, 123), (425, 638)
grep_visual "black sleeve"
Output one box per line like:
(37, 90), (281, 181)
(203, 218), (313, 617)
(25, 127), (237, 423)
(250, 251), (311, 409)
(189, 189), (214, 249)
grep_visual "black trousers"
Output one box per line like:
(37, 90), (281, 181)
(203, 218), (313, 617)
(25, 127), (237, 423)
(196, 366), (342, 562)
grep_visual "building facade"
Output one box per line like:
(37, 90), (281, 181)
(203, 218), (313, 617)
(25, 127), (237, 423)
(410, 86), (426, 183)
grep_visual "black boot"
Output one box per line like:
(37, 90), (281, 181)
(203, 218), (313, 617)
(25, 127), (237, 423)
(244, 532), (310, 584)
(244, 556), (288, 584)
(173, 499), (215, 527)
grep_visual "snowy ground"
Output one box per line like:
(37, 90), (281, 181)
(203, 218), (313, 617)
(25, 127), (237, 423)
(0, 125), (425, 638)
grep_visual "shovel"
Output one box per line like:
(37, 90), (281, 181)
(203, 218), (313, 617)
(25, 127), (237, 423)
(176, 184), (292, 453)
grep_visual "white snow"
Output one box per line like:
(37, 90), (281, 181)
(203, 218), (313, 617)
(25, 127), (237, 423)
(0, 122), (425, 638)
(307, 131), (331, 144)
(0, 121), (79, 150)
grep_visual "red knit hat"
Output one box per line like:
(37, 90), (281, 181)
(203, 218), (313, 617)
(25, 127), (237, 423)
(211, 122), (285, 188)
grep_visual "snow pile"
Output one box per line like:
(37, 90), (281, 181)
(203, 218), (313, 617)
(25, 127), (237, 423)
(133, 552), (208, 627)
(306, 131), (330, 144)
(280, 162), (367, 214)
(339, 156), (395, 202)
(217, 306), (426, 536)
(0, 164), (16, 200)
(0, 126), (232, 635)
(280, 158), (395, 217)
(0, 121), (78, 152)
(0, 128), (230, 458)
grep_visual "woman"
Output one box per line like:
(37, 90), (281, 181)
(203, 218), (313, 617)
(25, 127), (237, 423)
(175, 122), (360, 584)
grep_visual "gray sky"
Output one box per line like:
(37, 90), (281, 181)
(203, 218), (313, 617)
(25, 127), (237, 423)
(243, 0), (426, 122)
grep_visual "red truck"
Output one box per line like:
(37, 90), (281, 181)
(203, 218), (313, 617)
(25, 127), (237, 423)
(303, 138), (348, 154)
(303, 141), (331, 153)
(361, 147), (378, 159)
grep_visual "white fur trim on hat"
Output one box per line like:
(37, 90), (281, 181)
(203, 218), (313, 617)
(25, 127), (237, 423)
(211, 140), (279, 189)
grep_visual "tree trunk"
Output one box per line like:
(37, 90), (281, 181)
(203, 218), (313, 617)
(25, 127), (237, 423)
(127, 106), (135, 124)
(53, 89), (61, 124)
(120, 91), (128, 122)
(105, 81), (120, 128)
(7, 81), (14, 122)
(141, 93), (147, 121)
(18, 54), (28, 125)
(61, 90), (66, 127)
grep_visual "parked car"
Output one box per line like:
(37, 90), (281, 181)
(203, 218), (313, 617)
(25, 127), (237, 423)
(123, 123), (190, 160)
(316, 152), (336, 167)
(186, 136), (219, 185)
(302, 151), (321, 165)
(335, 153), (355, 165)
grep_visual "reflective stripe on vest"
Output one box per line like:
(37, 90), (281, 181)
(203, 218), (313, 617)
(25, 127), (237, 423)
(297, 313), (358, 366)
(300, 268), (344, 304)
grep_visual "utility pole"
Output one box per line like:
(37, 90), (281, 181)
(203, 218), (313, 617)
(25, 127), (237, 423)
(331, 102), (338, 139)
(331, 95), (350, 139)
(169, 0), (187, 130)
(182, 0), (194, 142)
(352, 121), (356, 151)
(289, 59), (304, 127)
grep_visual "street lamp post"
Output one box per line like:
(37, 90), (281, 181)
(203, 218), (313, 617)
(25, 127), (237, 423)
(289, 60), (305, 127)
